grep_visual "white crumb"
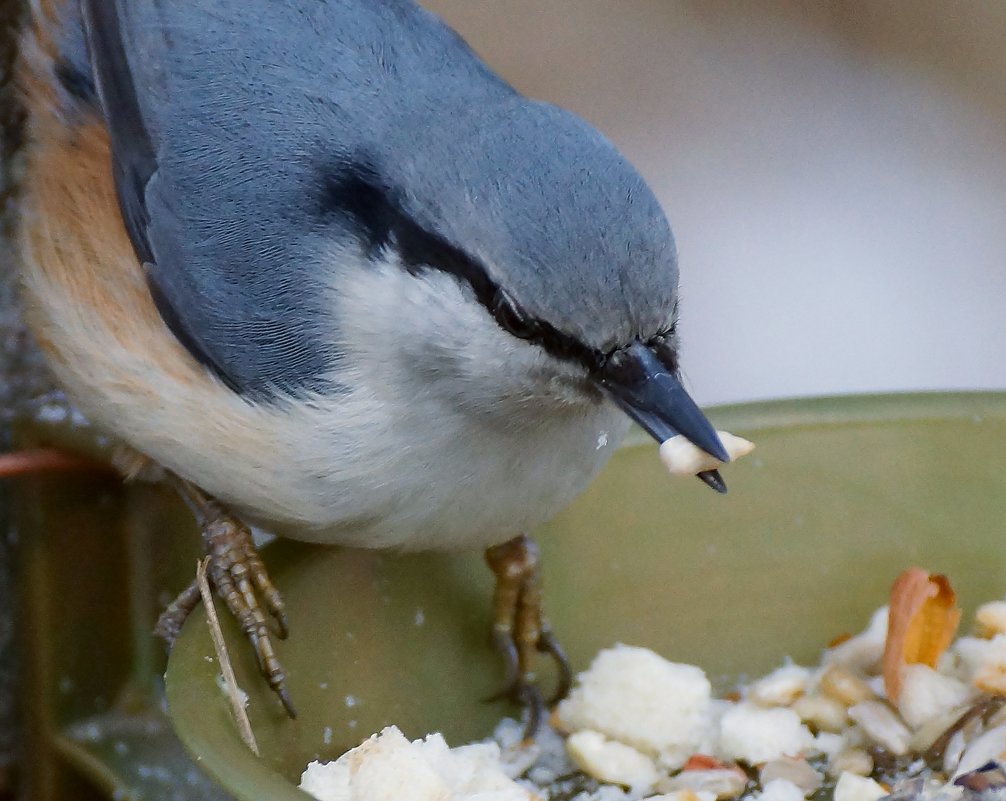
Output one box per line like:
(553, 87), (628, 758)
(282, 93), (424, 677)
(658, 431), (754, 477)
(833, 773), (887, 801)
(555, 644), (713, 770)
(717, 704), (814, 764)
(299, 726), (535, 801)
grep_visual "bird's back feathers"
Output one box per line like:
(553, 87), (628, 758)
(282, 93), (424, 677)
(74, 0), (678, 398)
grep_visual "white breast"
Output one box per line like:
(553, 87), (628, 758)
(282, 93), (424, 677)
(244, 389), (630, 551)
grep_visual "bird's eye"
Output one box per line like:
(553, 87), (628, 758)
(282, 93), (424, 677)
(492, 291), (538, 340)
(650, 330), (680, 372)
(603, 346), (647, 385)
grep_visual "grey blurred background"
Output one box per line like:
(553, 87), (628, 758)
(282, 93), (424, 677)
(423, 1), (1006, 406)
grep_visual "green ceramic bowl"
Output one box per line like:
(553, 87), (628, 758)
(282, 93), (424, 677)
(166, 392), (1006, 801)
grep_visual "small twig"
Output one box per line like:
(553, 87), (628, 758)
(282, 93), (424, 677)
(0, 448), (113, 477)
(196, 558), (260, 756)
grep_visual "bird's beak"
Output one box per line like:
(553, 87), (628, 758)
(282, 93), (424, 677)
(595, 341), (729, 493)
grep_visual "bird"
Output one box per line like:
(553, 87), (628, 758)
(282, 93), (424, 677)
(16, 0), (729, 730)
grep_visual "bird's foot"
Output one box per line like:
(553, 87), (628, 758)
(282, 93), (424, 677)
(484, 534), (572, 739)
(155, 478), (295, 718)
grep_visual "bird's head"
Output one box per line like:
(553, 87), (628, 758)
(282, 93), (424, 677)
(325, 97), (727, 485)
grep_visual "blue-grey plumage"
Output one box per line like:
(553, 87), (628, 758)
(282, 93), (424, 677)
(76, 0), (679, 396)
(19, 0), (730, 723)
(20, 0), (725, 555)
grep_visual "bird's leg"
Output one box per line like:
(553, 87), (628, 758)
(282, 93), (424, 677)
(485, 534), (572, 738)
(155, 477), (295, 718)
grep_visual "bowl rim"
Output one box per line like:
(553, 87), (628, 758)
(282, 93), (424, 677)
(623, 389), (1006, 447)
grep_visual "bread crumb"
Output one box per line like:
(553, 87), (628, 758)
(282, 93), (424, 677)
(718, 704), (814, 764)
(556, 645), (714, 770)
(299, 726), (535, 801)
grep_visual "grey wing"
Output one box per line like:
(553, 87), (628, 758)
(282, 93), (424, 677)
(80, 0), (340, 397)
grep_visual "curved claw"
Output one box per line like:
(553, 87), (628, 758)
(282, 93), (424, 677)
(538, 630), (572, 705)
(277, 686), (298, 719)
(516, 683), (547, 743)
(240, 624), (296, 718)
(484, 628), (521, 702)
(244, 543), (290, 640)
(486, 679), (548, 740)
(274, 611), (290, 641)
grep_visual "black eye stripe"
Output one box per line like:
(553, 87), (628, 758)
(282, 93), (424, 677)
(319, 159), (676, 373)
(492, 291), (537, 340)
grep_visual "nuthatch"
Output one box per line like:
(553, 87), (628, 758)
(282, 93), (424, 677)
(17, 0), (729, 727)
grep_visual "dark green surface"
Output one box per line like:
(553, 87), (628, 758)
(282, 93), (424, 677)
(165, 392), (1006, 801)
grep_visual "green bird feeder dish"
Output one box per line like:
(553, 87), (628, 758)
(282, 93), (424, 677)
(162, 392), (1006, 800)
(13, 392), (1006, 800)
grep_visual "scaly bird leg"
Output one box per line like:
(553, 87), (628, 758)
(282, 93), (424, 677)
(154, 477), (295, 718)
(485, 534), (572, 738)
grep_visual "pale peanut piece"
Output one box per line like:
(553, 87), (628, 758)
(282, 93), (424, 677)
(748, 664), (812, 707)
(818, 664), (875, 706)
(759, 758), (824, 795)
(827, 749), (873, 779)
(658, 431), (754, 476)
(755, 779), (807, 801)
(953, 634), (1006, 694)
(848, 701), (912, 755)
(792, 694), (848, 733)
(895, 664), (974, 730)
(566, 729), (661, 790)
(643, 792), (716, 801)
(833, 773), (886, 801)
(658, 769), (748, 800)
(975, 601), (1006, 638)
(824, 607), (888, 675)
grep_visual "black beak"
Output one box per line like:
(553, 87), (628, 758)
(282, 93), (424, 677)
(595, 342), (729, 493)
